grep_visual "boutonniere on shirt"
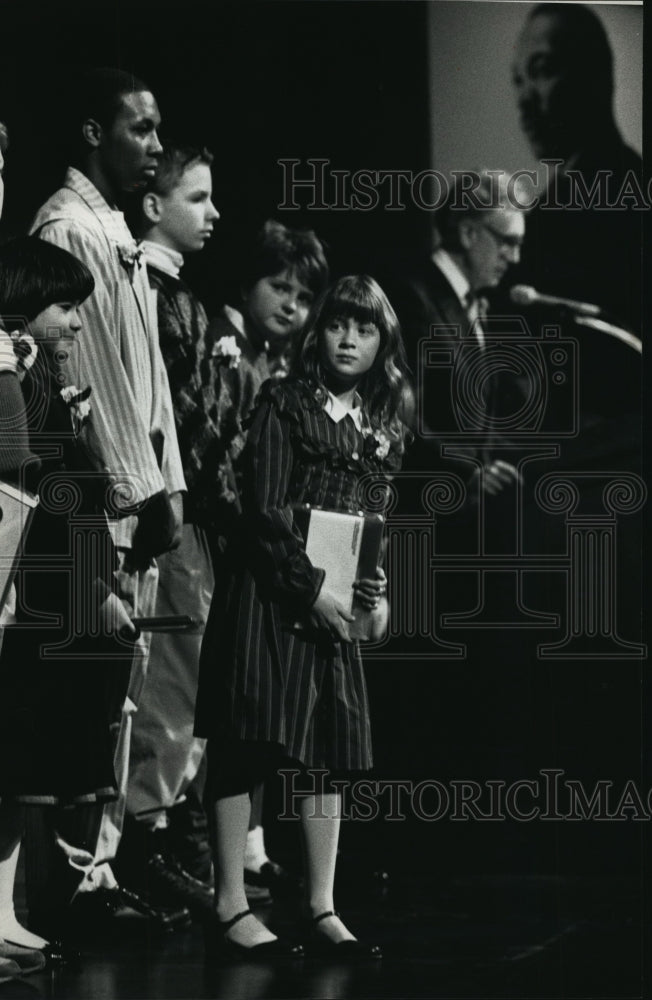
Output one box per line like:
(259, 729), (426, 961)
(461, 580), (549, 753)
(116, 240), (144, 274)
(211, 335), (242, 369)
(361, 426), (391, 461)
(60, 384), (92, 433)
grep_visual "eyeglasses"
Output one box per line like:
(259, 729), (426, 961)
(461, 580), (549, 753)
(478, 221), (524, 254)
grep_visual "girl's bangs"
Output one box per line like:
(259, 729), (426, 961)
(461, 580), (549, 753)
(46, 267), (95, 308)
(320, 282), (386, 330)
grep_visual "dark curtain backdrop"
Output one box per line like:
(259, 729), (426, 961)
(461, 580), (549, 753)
(0, 0), (430, 314)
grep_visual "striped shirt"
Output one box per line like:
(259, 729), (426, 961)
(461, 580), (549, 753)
(31, 168), (185, 546)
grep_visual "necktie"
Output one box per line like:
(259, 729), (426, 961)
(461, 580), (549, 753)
(464, 292), (487, 348)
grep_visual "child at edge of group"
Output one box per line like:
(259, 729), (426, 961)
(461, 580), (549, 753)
(0, 236), (135, 966)
(195, 274), (413, 958)
(205, 219), (330, 901)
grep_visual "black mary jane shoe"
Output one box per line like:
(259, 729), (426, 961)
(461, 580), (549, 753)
(305, 911), (382, 960)
(204, 910), (304, 963)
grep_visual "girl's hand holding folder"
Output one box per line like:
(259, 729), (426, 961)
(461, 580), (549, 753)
(352, 566), (387, 611)
(311, 588), (355, 643)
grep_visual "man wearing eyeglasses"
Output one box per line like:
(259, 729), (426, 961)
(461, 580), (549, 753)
(393, 169), (525, 497)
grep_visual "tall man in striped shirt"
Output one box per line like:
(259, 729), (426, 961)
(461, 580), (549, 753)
(29, 68), (188, 933)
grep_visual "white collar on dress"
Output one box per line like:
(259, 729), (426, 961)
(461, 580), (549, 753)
(324, 390), (363, 431)
(140, 240), (184, 279)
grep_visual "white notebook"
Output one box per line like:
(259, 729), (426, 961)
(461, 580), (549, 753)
(303, 509), (363, 614)
(294, 505), (385, 641)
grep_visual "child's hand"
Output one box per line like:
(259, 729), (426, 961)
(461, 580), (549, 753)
(311, 588), (355, 643)
(352, 566), (387, 611)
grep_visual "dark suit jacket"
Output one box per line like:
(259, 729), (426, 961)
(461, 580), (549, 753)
(391, 259), (520, 478)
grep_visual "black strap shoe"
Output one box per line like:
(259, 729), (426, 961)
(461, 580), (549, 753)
(204, 910), (304, 963)
(305, 910), (382, 960)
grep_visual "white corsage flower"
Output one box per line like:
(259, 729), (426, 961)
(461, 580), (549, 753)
(212, 335), (242, 369)
(60, 385), (92, 433)
(117, 241), (144, 274)
(373, 432), (391, 460)
(361, 426), (391, 460)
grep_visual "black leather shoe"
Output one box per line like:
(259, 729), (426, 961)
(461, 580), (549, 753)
(305, 910), (382, 960)
(68, 886), (191, 934)
(117, 885), (193, 930)
(142, 853), (215, 917)
(117, 825), (215, 919)
(204, 910), (304, 963)
(244, 861), (302, 899)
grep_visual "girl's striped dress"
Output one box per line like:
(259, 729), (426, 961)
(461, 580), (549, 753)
(195, 377), (400, 771)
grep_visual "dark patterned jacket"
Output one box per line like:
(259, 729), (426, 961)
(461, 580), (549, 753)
(147, 264), (229, 531)
(204, 307), (274, 536)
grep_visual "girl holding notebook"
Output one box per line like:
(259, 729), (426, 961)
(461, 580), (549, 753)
(197, 274), (412, 960)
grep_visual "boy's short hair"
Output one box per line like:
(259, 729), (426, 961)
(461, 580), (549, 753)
(0, 121), (8, 154)
(127, 144), (214, 236)
(0, 236), (95, 325)
(242, 220), (329, 298)
(148, 144), (214, 197)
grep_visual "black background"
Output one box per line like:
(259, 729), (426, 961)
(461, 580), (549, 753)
(1, 0), (430, 311)
(0, 0), (648, 884)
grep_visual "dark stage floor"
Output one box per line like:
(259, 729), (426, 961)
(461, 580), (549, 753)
(0, 868), (647, 1000)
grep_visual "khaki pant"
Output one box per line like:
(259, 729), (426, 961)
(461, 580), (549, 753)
(126, 524), (214, 828)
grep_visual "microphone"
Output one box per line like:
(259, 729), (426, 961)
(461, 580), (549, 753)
(510, 285), (601, 317)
